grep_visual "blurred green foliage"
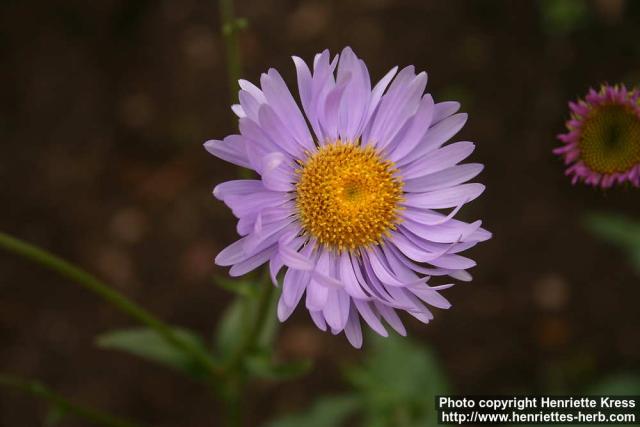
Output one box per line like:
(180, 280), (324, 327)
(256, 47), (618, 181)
(266, 396), (361, 427)
(584, 212), (640, 274)
(245, 350), (312, 381)
(539, 0), (590, 35)
(588, 374), (640, 395)
(215, 277), (278, 360)
(266, 334), (449, 427)
(96, 327), (213, 381)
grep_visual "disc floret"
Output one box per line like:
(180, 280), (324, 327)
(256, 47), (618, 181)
(295, 141), (403, 251)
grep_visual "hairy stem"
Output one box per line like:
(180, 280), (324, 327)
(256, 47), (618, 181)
(0, 374), (143, 427)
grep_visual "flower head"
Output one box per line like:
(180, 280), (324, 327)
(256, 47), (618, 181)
(554, 84), (640, 188)
(205, 47), (490, 347)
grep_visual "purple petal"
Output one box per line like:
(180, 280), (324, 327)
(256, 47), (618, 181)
(238, 118), (288, 174)
(269, 253), (284, 286)
(402, 183), (485, 209)
(362, 66), (398, 130)
(239, 79), (267, 103)
(432, 101), (460, 124)
(337, 47), (372, 141)
(304, 50), (339, 141)
(225, 191), (292, 218)
(243, 218), (296, 255)
(279, 238), (314, 271)
(400, 141), (475, 180)
(403, 163), (484, 193)
(229, 246), (276, 277)
(231, 104), (245, 118)
(203, 136), (251, 169)
(213, 180), (264, 201)
(292, 56), (313, 116)
(258, 104), (305, 158)
(388, 231), (451, 263)
(306, 278), (329, 311)
(319, 73), (351, 140)
(386, 243), (464, 278)
(353, 299), (388, 337)
(344, 305), (363, 348)
(238, 90), (261, 122)
(323, 289), (350, 331)
(388, 94), (435, 162)
(408, 285), (452, 309)
(310, 250), (344, 289)
(260, 68), (315, 151)
(374, 301), (407, 336)
(426, 253), (476, 270)
(397, 113), (468, 166)
(309, 310), (327, 331)
(401, 205), (465, 226)
(282, 266), (309, 308)
(237, 202), (294, 236)
(381, 244), (423, 282)
(261, 152), (294, 192)
(365, 67), (427, 149)
(450, 269), (473, 281)
(365, 248), (426, 287)
(401, 218), (483, 243)
(338, 252), (371, 299)
(215, 237), (248, 266)
(277, 296), (295, 322)
(401, 291), (434, 323)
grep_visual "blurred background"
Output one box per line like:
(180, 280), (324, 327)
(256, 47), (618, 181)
(1, 0), (640, 426)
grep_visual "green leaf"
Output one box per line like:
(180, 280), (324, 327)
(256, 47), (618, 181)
(235, 17), (248, 30)
(588, 374), (640, 395)
(539, 0), (589, 35)
(264, 395), (361, 427)
(584, 212), (640, 272)
(44, 404), (67, 426)
(215, 296), (249, 359)
(585, 213), (640, 248)
(246, 352), (312, 381)
(215, 276), (258, 297)
(215, 278), (280, 360)
(257, 288), (279, 349)
(631, 250), (640, 272)
(96, 327), (212, 380)
(345, 334), (450, 427)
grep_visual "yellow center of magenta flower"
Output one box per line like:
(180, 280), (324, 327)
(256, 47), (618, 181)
(295, 141), (403, 251)
(579, 104), (640, 174)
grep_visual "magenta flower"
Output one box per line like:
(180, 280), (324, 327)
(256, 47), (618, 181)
(554, 84), (640, 188)
(205, 47), (490, 347)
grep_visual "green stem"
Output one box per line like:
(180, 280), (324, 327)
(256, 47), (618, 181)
(0, 231), (221, 379)
(222, 376), (242, 427)
(225, 272), (274, 373)
(222, 272), (274, 427)
(219, 0), (243, 105)
(0, 374), (143, 427)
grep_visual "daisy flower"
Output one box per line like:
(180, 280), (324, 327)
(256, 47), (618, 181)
(554, 84), (640, 188)
(205, 47), (490, 347)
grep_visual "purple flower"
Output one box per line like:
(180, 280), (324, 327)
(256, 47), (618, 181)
(554, 84), (640, 188)
(205, 47), (490, 347)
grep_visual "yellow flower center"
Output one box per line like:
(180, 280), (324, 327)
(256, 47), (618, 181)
(295, 141), (404, 251)
(579, 104), (640, 174)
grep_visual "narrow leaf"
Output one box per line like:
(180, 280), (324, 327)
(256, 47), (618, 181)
(264, 395), (360, 427)
(246, 353), (312, 381)
(96, 327), (212, 380)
